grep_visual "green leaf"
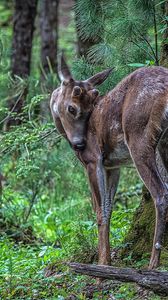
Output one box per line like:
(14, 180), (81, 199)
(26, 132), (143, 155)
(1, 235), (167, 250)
(127, 63), (146, 67)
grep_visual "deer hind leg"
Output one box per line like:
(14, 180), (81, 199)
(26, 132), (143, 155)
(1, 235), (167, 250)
(128, 140), (168, 269)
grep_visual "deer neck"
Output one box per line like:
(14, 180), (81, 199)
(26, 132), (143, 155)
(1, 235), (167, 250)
(90, 76), (131, 140)
(87, 75), (133, 168)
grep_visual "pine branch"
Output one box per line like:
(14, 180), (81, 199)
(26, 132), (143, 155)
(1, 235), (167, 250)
(129, 39), (155, 60)
(135, 27), (157, 62)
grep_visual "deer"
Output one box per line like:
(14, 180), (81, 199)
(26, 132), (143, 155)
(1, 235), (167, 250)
(50, 53), (168, 270)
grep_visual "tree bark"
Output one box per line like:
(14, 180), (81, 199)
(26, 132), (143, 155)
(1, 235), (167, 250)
(39, 0), (59, 119)
(4, 0), (37, 130)
(70, 263), (168, 295)
(121, 187), (155, 259)
(40, 0), (59, 77)
(11, 0), (37, 78)
(121, 157), (168, 262)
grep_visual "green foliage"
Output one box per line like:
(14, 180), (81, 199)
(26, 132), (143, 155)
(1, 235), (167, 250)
(0, 237), (164, 299)
(0, 3), (12, 26)
(74, 0), (104, 41)
(113, 283), (137, 299)
(74, 0), (165, 72)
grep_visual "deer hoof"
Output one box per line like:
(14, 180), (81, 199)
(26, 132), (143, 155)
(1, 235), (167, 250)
(155, 242), (162, 250)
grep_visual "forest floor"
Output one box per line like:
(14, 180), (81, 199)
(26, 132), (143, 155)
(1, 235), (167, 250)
(1, 171), (167, 300)
(0, 237), (167, 300)
(0, 146), (167, 300)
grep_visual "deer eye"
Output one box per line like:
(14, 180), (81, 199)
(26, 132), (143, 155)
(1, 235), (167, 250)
(68, 105), (77, 116)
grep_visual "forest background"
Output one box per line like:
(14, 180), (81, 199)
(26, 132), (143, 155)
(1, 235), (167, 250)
(0, 0), (168, 299)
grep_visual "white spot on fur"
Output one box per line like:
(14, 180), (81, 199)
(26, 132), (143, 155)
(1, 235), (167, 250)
(53, 102), (58, 114)
(99, 108), (103, 114)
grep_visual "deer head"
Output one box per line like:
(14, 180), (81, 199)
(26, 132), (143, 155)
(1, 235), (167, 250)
(51, 53), (113, 151)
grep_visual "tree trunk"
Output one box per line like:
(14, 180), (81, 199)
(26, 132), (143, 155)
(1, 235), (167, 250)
(39, 0), (59, 119)
(4, 0), (38, 130)
(121, 186), (155, 259)
(70, 263), (168, 295)
(40, 0), (59, 77)
(160, 1), (168, 67)
(121, 162), (168, 264)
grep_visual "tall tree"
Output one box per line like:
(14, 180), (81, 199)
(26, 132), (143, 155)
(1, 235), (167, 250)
(40, 0), (59, 78)
(4, 0), (38, 130)
(39, 0), (59, 119)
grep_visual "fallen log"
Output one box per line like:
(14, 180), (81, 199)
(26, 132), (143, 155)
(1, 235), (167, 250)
(69, 263), (168, 295)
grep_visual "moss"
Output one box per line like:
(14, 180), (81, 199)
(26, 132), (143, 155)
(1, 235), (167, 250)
(160, 250), (168, 269)
(121, 187), (168, 263)
(160, 43), (168, 68)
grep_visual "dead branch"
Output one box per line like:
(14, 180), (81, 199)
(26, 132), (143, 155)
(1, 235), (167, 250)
(69, 263), (168, 295)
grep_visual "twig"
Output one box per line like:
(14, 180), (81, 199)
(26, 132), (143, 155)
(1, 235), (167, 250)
(0, 90), (25, 126)
(24, 189), (38, 223)
(135, 28), (157, 63)
(129, 39), (155, 61)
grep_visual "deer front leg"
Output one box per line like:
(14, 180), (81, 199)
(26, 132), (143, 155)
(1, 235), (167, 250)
(87, 158), (120, 265)
(97, 165), (119, 265)
(128, 141), (168, 269)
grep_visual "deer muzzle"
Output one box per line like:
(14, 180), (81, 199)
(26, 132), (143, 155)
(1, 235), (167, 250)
(71, 137), (86, 151)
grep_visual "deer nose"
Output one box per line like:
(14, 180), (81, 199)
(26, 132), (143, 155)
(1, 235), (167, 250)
(74, 142), (86, 151)
(72, 138), (86, 151)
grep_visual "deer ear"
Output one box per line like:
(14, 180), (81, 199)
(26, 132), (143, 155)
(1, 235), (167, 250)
(58, 51), (73, 82)
(85, 68), (114, 86)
